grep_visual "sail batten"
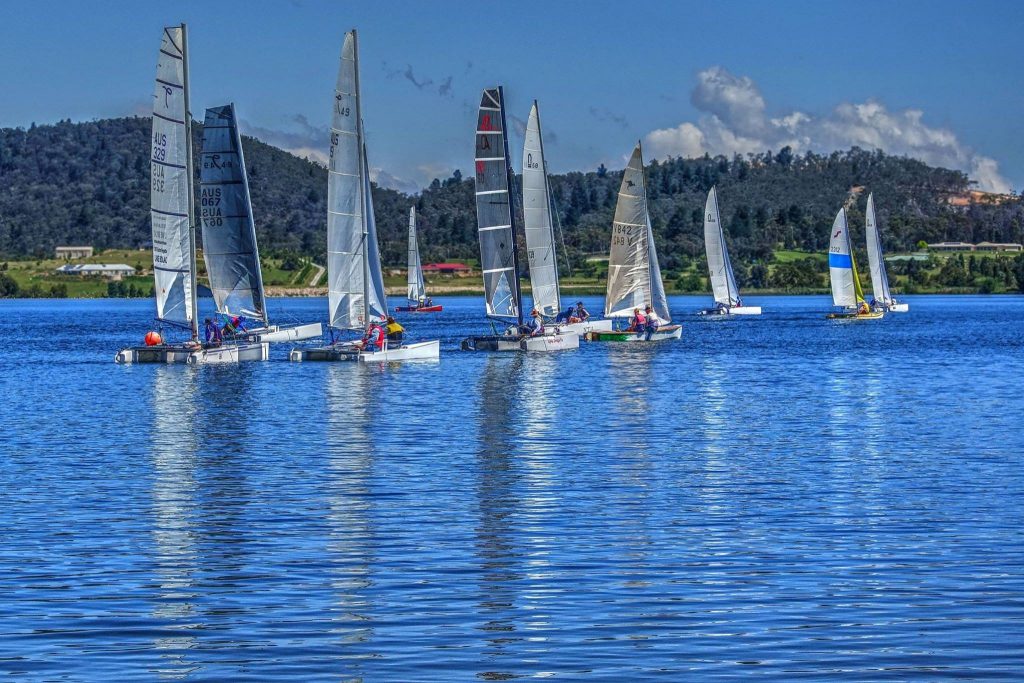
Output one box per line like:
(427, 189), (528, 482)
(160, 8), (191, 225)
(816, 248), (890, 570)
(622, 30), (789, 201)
(150, 25), (196, 332)
(865, 193), (892, 306)
(704, 187), (741, 306)
(199, 103), (267, 323)
(474, 87), (522, 321)
(522, 101), (560, 317)
(604, 144), (671, 322)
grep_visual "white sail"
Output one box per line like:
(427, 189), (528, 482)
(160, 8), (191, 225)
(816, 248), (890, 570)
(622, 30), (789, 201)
(362, 145), (388, 320)
(406, 207), (425, 303)
(327, 31), (369, 331)
(522, 101), (560, 317)
(865, 193), (892, 305)
(199, 103), (267, 323)
(704, 186), (740, 307)
(605, 143), (671, 322)
(150, 26), (196, 331)
(828, 208), (864, 308)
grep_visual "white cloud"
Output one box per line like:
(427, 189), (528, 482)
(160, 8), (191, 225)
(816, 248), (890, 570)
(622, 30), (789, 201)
(644, 66), (1010, 193)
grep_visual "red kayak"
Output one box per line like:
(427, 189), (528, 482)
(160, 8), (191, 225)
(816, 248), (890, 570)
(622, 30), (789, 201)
(395, 305), (443, 313)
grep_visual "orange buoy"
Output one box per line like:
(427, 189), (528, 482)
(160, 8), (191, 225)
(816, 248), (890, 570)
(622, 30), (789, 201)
(144, 331), (162, 346)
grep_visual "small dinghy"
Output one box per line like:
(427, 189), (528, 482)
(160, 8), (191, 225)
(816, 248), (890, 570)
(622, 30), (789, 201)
(116, 24), (267, 364)
(394, 207), (443, 313)
(826, 207), (884, 320)
(290, 30), (439, 363)
(587, 142), (681, 342)
(460, 87), (578, 352)
(698, 186), (761, 316)
(865, 193), (908, 313)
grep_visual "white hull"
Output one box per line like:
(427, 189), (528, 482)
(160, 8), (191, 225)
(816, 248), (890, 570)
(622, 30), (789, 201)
(115, 342), (268, 364)
(290, 339), (440, 362)
(551, 319), (614, 335)
(188, 342), (269, 364)
(522, 332), (579, 351)
(699, 305), (762, 316)
(888, 303), (909, 313)
(245, 322), (323, 343)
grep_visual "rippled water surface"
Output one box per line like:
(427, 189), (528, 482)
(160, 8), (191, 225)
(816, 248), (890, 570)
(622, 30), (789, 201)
(2, 295), (1023, 680)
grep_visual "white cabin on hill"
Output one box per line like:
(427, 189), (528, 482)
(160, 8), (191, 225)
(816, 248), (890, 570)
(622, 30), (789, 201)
(55, 263), (136, 280)
(55, 246), (94, 260)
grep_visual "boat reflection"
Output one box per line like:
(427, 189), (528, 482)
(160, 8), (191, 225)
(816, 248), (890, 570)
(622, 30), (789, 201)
(474, 355), (525, 675)
(148, 365), (199, 677)
(324, 364), (375, 657)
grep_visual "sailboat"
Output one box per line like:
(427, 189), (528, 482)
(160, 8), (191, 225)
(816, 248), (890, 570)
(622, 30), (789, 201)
(394, 207), (442, 312)
(460, 87), (579, 352)
(698, 186), (761, 316)
(198, 103), (323, 343)
(864, 193), (908, 313)
(586, 142), (682, 342)
(116, 24), (268, 364)
(522, 101), (612, 334)
(826, 207), (884, 319)
(290, 30), (439, 362)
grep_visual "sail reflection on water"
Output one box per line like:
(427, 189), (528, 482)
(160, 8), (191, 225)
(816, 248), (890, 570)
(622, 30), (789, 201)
(148, 366), (199, 674)
(324, 365), (375, 649)
(474, 355), (525, 672)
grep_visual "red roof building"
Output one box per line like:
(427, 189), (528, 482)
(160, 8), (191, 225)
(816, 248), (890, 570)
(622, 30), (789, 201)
(422, 263), (472, 273)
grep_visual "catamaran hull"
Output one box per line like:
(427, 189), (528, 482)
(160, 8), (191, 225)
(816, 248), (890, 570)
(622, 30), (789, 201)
(188, 342), (269, 364)
(826, 311), (885, 320)
(245, 322), (323, 343)
(395, 305), (443, 313)
(115, 345), (196, 364)
(585, 324), (682, 342)
(290, 340), (440, 362)
(887, 303), (909, 313)
(551, 319), (614, 335)
(698, 306), (762, 316)
(461, 332), (579, 352)
(115, 342), (269, 364)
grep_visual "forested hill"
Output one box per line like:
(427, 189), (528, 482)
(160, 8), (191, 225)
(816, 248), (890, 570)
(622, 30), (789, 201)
(1, 116), (1022, 271)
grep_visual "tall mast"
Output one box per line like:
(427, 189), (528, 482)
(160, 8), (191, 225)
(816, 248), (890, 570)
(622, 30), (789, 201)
(230, 102), (269, 326)
(181, 22), (199, 341)
(498, 86), (524, 329)
(351, 29), (371, 333)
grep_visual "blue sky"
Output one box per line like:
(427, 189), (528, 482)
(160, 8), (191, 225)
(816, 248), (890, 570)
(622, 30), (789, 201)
(1, 0), (1022, 193)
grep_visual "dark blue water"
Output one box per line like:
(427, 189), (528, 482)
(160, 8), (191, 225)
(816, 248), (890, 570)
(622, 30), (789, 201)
(2, 295), (1023, 680)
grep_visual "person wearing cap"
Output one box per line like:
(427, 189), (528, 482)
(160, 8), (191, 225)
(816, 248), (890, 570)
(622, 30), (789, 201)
(643, 305), (660, 340)
(385, 315), (404, 344)
(526, 308), (545, 337)
(574, 301), (590, 322)
(555, 304), (574, 324)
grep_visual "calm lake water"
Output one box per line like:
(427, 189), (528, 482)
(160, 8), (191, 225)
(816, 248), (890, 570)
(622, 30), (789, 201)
(1, 294), (1023, 680)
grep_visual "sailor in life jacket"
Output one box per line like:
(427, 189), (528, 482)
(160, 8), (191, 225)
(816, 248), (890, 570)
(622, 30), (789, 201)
(630, 307), (647, 333)
(362, 321), (385, 351)
(527, 309), (545, 337)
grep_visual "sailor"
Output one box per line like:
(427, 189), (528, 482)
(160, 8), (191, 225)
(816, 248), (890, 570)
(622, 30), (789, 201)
(858, 301), (870, 315)
(222, 315), (246, 338)
(630, 307), (646, 335)
(644, 305), (660, 340)
(574, 301), (590, 322)
(203, 317), (222, 346)
(385, 315), (405, 344)
(527, 309), (545, 337)
(555, 305), (574, 324)
(424, 297), (433, 307)
(361, 321), (385, 351)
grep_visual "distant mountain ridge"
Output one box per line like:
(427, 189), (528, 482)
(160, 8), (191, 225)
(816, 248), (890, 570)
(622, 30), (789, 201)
(1, 116), (1022, 275)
